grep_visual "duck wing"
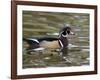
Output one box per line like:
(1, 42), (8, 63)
(38, 37), (58, 42)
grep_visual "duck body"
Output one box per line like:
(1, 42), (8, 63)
(23, 26), (74, 51)
(24, 37), (61, 50)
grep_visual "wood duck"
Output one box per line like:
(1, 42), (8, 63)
(23, 26), (74, 52)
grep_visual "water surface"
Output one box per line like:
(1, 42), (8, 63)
(23, 11), (89, 68)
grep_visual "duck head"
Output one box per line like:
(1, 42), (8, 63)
(60, 26), (75, 37)
(58, 26), (75, 48)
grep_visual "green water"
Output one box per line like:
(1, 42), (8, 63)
(23, 11), (89, 68)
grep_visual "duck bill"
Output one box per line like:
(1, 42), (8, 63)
(70, 31), (75, 35)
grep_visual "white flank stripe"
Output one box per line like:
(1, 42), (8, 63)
(59, 40), (63, 48)
(33, 47), (45, 51)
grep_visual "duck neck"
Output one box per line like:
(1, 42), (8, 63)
(58, 35), (68, 48)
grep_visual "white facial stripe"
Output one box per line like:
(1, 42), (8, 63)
(59, 40), (63, 48)
(29, 39), (39, 43)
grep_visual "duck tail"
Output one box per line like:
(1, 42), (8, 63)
(23, 38), (28, 41)
(23, 38), (30, 44)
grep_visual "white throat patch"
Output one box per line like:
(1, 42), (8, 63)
(62, 34), (68, 37)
